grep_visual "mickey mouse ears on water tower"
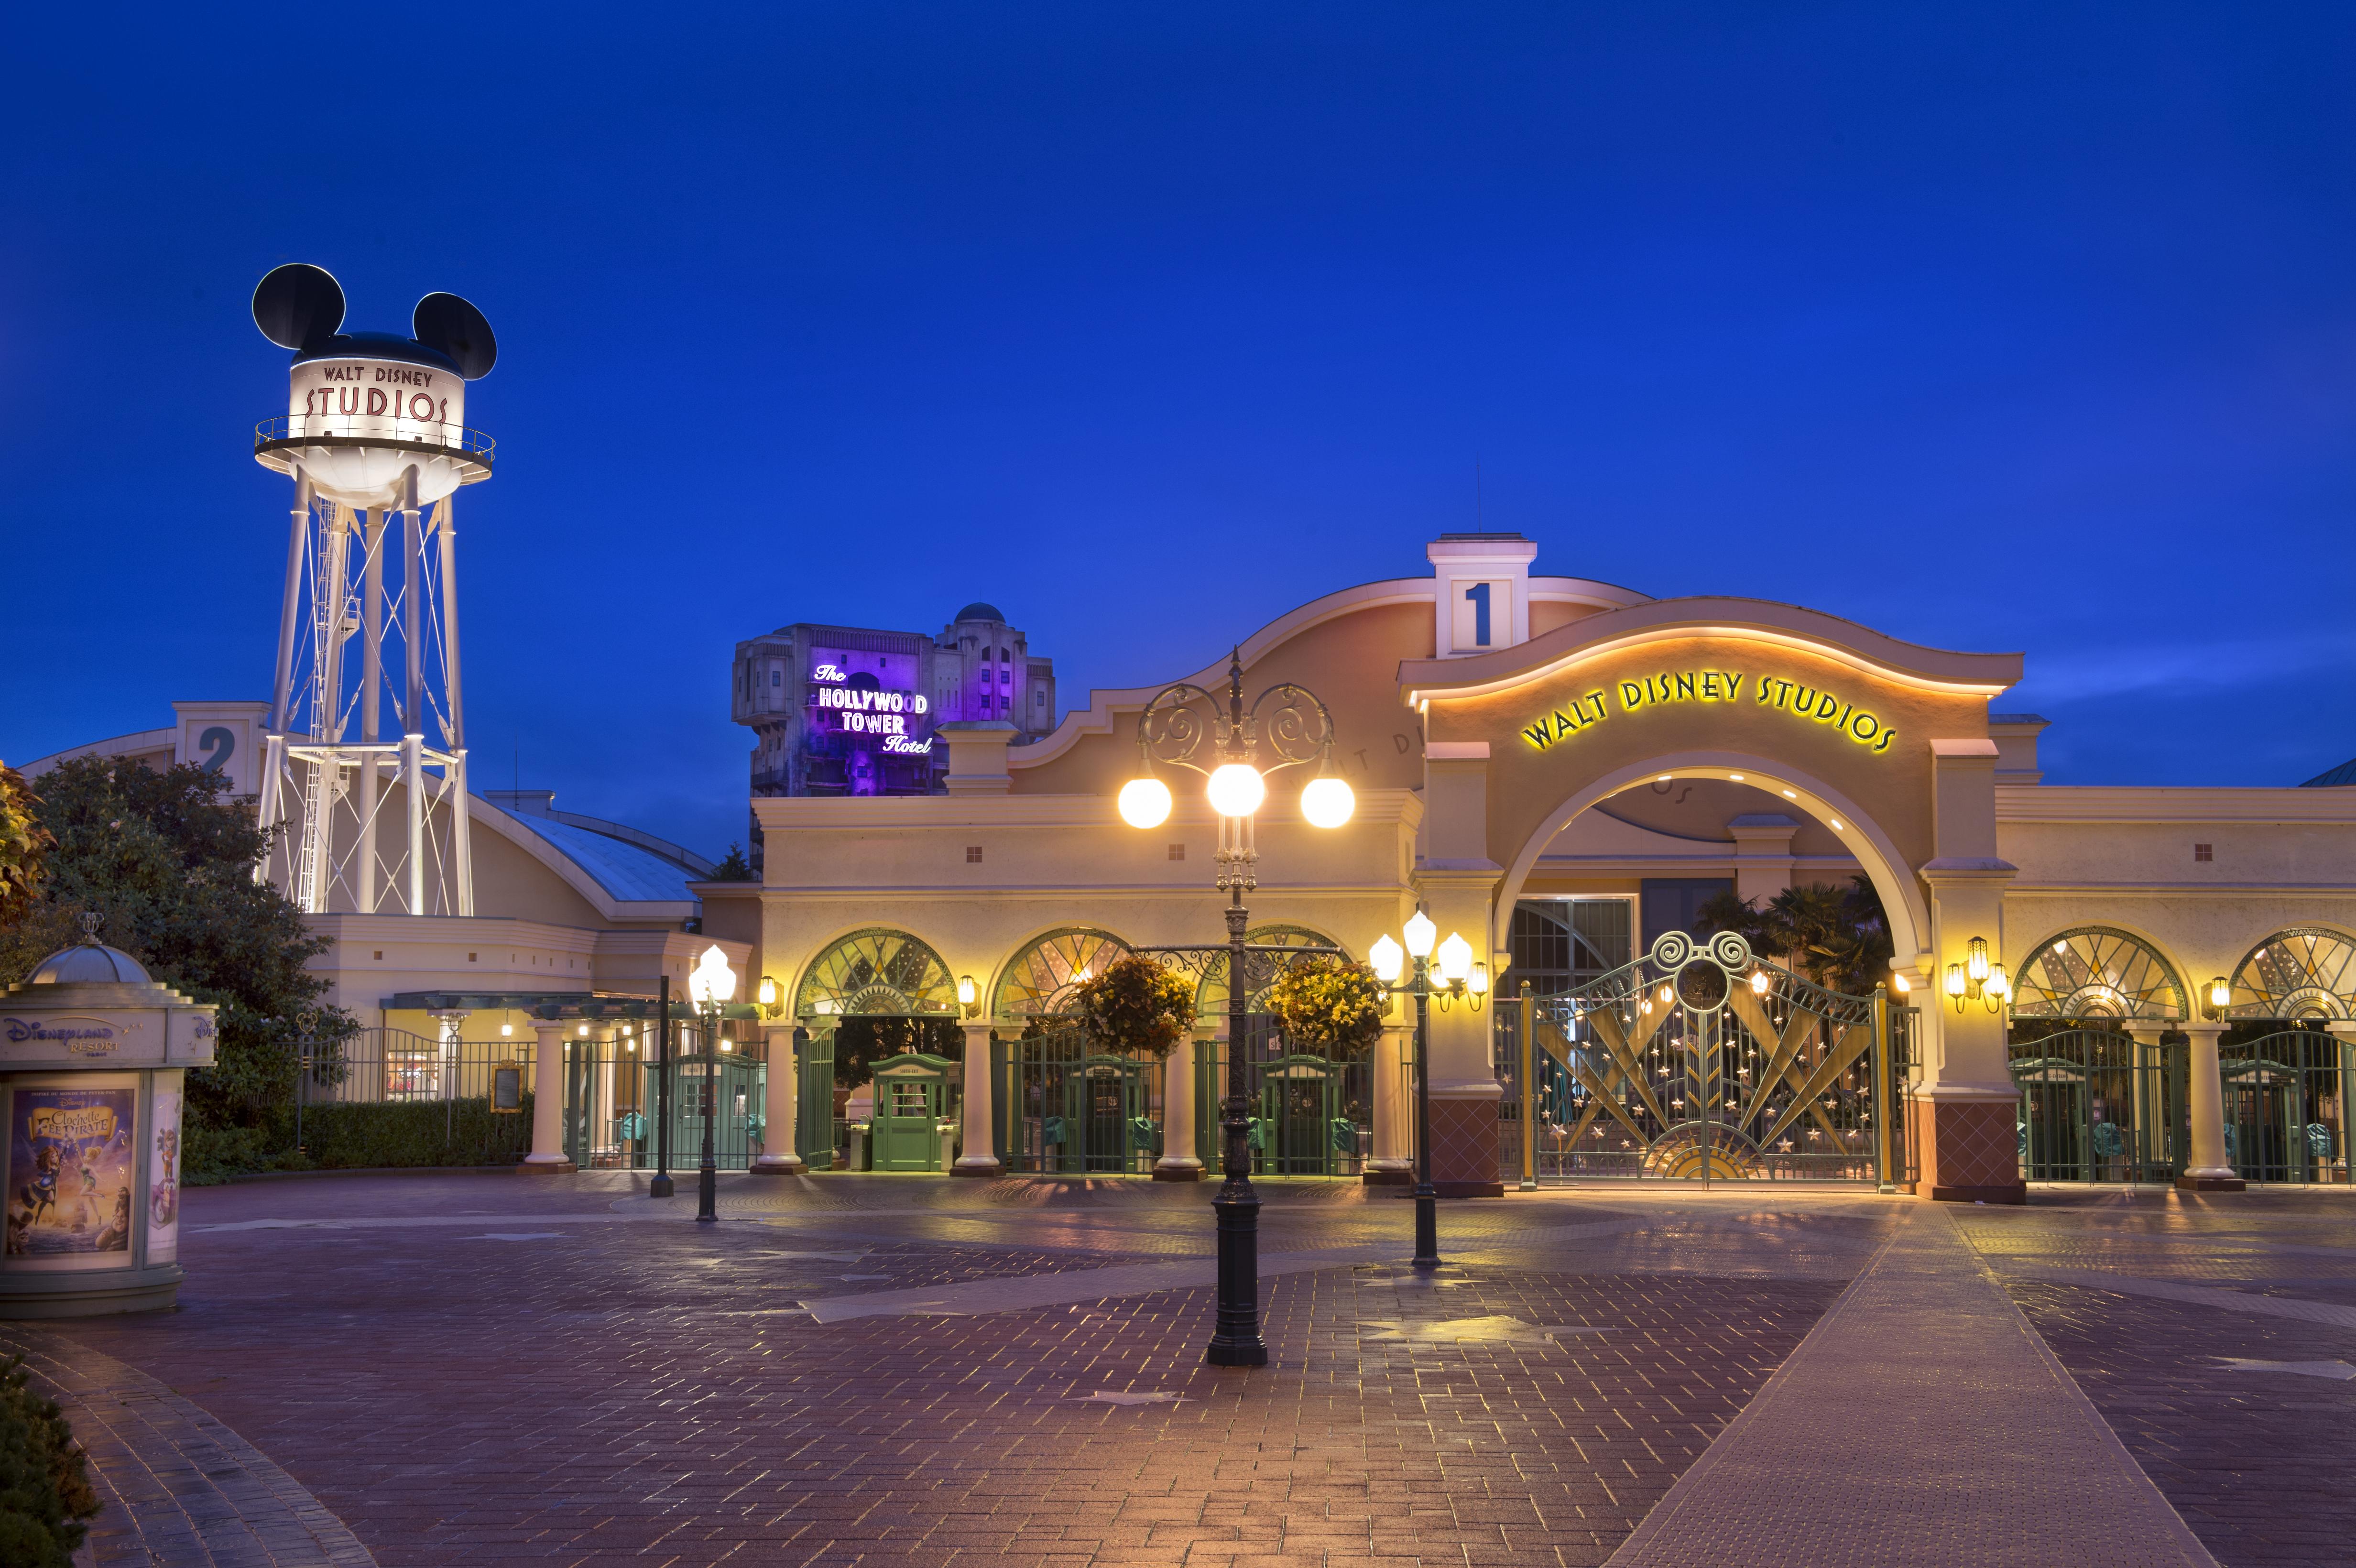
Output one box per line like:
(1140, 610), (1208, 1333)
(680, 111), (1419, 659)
(251, 263), (345, 351)
(411, 293), (497, 379)
(251, 262), (499, 381)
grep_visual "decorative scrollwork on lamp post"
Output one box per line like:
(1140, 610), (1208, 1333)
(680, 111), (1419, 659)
(1117, 649), (1355, 1369)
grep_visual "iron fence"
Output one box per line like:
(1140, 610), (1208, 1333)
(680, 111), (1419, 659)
(2221, 1026), (2351, 1184)
(2006, 1026), (2184, 1184)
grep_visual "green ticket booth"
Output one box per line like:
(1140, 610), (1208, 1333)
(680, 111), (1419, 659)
(869, 1053), (957, 1172)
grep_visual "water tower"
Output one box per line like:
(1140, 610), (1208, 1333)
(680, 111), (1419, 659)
(248, 264), (497, 916)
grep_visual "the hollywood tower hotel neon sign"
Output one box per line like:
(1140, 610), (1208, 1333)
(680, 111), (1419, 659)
(808, 656), (935, 796)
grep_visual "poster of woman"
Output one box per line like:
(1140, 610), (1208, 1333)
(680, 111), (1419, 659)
(147, 1085), (181, 1265)
(6, 1088), (136, 1264)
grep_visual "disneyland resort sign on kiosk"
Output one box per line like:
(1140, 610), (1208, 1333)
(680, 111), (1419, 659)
(0, 926), (217, 1317)
(1403, 600), (2029, 1205)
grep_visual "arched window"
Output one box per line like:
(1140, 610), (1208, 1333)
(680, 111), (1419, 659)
(993, 927), (1131, 1019)
(1194, 925), (1349, 1020)
(2225, 928), (2356, 1020)
(793, 928), (957, 1018)
(2009, 926), (2186, 1023)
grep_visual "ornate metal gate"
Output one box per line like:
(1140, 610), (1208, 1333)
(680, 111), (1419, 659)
(1523, 930), (1888, 1183)
(2007, 1027), (2184, 1183)
(996, 1023), (1165, 1174)
(2221, 1027), (2352, 1184)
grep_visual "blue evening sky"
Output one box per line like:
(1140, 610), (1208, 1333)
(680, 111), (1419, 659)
(5, 3), (2353, 856)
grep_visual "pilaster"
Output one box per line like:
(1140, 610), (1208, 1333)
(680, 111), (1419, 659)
(1912, 736), (2021, 1203)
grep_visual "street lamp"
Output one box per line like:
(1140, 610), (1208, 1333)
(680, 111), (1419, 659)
(1120, 648), (1353, 1368)
(688, 944), (738, 1223)
(1370, 906), (1482, 1270)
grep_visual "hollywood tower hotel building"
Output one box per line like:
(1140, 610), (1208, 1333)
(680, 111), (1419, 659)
(731, 604), (1057, 868)
(733, 532), (2356, 1201)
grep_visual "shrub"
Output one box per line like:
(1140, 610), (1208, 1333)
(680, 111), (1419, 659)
(1265, 954), (1387, 1057)
(1073, 955), (1195, 1056)
(182, 1095), (537, 1184)
(0, 1354), (99, 1568)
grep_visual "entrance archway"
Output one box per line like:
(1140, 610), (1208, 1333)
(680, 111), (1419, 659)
(793, 927), (962, 1171)
(1495, 751), (1930, 968)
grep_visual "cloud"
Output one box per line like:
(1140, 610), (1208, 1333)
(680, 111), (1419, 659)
(2012, 626), (2356, 706)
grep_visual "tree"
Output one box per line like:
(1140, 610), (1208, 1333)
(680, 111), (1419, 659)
(1692, 875), (1893, 995)
(0, 763), (52, 926)
(1073, 955), (1195, 1056)
(710, 843), (755, 881)
(1265, 955), (1386, 1057)
(10, 758), (346, 1129)
(831, 1014), (959, 1090)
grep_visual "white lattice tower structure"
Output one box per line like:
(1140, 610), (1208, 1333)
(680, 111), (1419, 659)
(246, 265), (497, 916)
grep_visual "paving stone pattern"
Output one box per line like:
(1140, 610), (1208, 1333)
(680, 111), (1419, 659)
(1605, 1205), (2215, 1568)
(51, 1175), (1845, 1568)
(1, 1325), (375, 1568)
(1961, 1191), (2356, 1568)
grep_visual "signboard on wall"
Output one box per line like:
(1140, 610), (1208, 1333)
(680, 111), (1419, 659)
(807, 647), (938, 794)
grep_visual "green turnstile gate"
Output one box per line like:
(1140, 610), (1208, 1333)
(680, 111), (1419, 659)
(867, 1052), (956, 1171)
(643, 1053), (764, 1171)
(996, 1025), (1162, 1174)
(1190, 1022), (1370, 1177)
(2222, 1028), (2351, 1184)
(2008, 1027), (2183, 1183)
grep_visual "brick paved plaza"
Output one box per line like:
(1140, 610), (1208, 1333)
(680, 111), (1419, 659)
(9, 1174), (2356, 1567)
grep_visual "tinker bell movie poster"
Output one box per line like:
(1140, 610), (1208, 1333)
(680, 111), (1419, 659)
(6, 1089), (136, 1263)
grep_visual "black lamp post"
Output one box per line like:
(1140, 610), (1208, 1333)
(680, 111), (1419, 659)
(1117, 650), (1358, 1369)
(650, 975), (674, 1198)
(1370, 908), (1485, 1271)
(688, 945), (739, 1224)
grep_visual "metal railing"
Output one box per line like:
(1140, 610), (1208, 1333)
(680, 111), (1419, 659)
(254, 416), (496, 465)
(296, 1029), (538, 1164)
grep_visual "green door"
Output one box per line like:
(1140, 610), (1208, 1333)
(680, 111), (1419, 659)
(870, 1054), (954, 1171)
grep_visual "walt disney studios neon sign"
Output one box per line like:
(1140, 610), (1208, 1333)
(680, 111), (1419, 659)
(1520, 670), (1897, 754)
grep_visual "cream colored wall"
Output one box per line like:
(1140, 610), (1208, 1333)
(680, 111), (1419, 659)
(304, 914), (601, 1017)
(757, 790), (1423, 1017)
(1999, 784), (2356, 992)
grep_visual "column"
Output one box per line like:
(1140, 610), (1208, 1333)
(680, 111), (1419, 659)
(953, 1019), (1001, 1176)
(1420, 869), (1505, 1197)
(1914, 740), (2025, 1204)
(2174, 1022), (2244, 1191)
(1417, 740), (1505, 1197)
(750, 1023), (803, 1174)
(521, 1022), (574, 1172)
(1364, 1020), (1415, 1186)
(1156, 1025), (1210, 1181)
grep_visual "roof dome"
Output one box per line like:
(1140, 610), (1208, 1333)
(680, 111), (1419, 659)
(952, 602), (1005, 624)
(30, 941), (152, 986)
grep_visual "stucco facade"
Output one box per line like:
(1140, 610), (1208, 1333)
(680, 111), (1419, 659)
(753, 532), (2356, 1200)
